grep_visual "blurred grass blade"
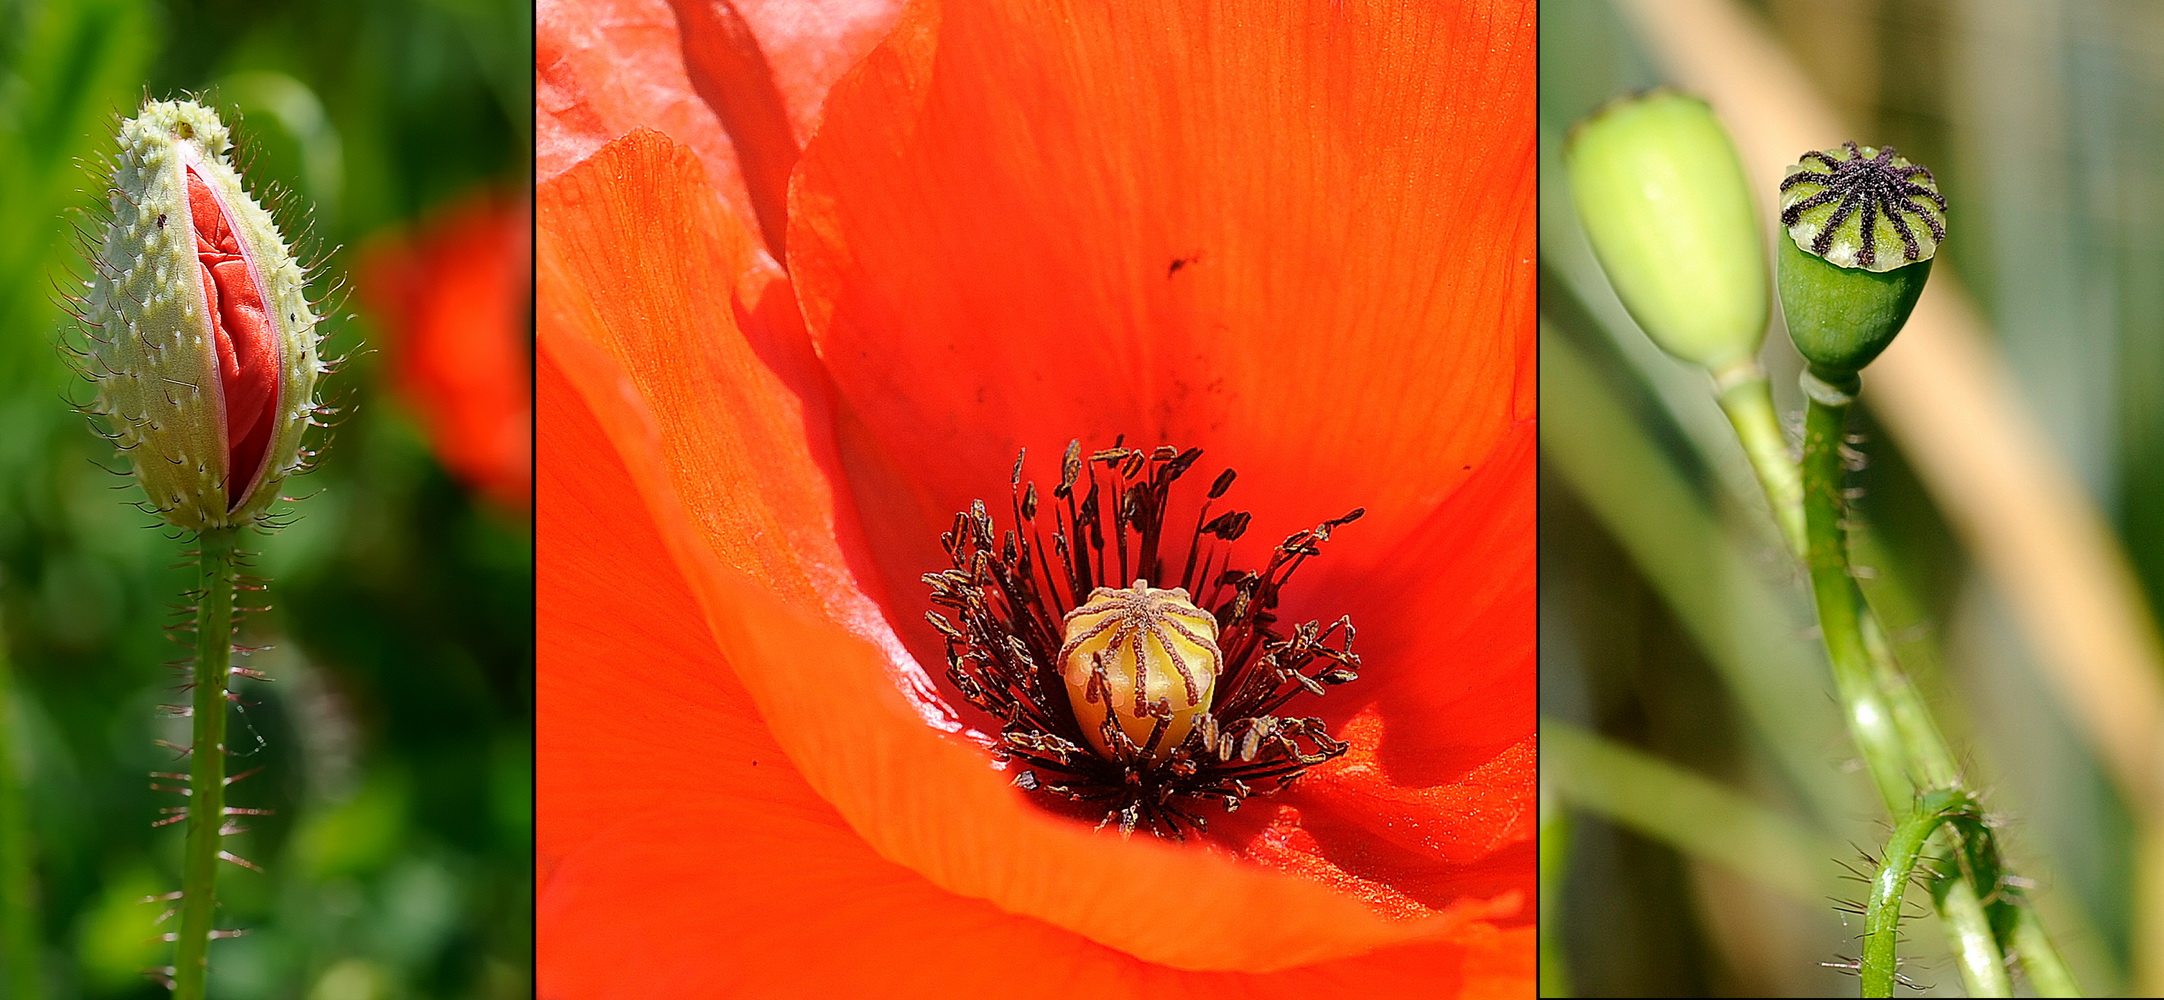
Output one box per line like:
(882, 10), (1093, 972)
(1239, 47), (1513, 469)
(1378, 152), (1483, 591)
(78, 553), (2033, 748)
(1541, 319), (1859, 823)
(1539, 790), (1573, 998)
(0, 616), (38, 1000)
(0, 0), (152, 371)
(220, 71), (346, 232)
(1543, 718), (1840, 905)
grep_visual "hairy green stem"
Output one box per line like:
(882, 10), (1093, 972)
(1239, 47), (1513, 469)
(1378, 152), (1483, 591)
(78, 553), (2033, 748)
(1722, 365), (1943, 799)
(1800, 380), (1914, 811)
(1721, 361), (2080, 993)
(1804, 381), (2021, 996)
(1864, 791), (1975, 996)
(1716, 362), (1970, 791)
(173, 526), (238, 1000)
(0, 617), (39, 1000)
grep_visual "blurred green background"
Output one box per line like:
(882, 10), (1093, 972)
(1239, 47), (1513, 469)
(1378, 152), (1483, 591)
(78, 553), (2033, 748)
(0, 0), (531, 997)
(1542, 0), (2164, 996)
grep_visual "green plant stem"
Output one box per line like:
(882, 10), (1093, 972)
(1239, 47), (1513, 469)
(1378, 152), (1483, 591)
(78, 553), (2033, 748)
(1713, 362), (1806, 556)
(1940, 874), (2014, 998)
(1864, 791), (1974, 996)
(1537, 802), (1573, 998)
(1721, 364), (1949, 794)
(1716, 361), (2081, 993)
(1717, 363), (1973, 794)
(1800, 380), (1914, 810)
(0, 616), (40, 1000)
(1803, 380), (2018, 997)
(2011, 894), (2083, 997)
(1716, 365), (1953, 784)
(172, 526), (237, 1000)
(1544, 325), (1856, 820)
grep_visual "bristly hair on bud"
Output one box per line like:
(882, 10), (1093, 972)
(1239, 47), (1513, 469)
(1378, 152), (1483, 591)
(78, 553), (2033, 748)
(64, 97), (327, 531)
(925, 440), (1364, 839)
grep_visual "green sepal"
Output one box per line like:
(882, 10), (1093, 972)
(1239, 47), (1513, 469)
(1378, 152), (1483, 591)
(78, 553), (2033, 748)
(1566, 90), (1766, 371)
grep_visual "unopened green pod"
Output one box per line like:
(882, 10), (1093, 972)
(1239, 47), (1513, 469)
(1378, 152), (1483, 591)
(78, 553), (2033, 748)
(1566, 90), (1766, 372)
(1776, 142), (1944, 375)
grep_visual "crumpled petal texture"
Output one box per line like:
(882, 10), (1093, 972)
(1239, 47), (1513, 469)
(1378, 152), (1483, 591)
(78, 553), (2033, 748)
(539, 0), (901, 251)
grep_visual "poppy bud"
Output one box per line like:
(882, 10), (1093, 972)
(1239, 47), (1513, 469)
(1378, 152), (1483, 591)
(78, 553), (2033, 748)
(1776, 142), (1944, 375)
(1566, 89), (1767, 371)
(1059, 582), (1221, 763)
(80, 99), (322, 529)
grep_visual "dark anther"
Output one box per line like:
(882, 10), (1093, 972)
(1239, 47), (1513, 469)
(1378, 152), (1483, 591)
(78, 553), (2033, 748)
(1203, 510), (1251, 540)
(924, 439), (1361, 839)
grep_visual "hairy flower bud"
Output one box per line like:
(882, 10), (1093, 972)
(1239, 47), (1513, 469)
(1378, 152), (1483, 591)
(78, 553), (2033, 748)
(1776, 142), (1944, 374)
(78, 99), (322, 529)
(1566, 90), (1767, 372)
(1059, 582), (1222, 763)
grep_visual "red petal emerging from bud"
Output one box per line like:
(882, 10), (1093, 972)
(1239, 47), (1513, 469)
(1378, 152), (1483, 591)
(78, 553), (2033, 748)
(188, 166), (280, 509)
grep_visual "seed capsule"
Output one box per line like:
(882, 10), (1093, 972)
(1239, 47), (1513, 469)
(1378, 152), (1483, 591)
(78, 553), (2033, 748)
(80, 99), (322, 529)
(1059, 582), (1221, 762)
(1775, 142), (1944, 375)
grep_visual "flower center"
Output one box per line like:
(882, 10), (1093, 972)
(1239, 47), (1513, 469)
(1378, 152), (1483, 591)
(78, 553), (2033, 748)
(924, 440), (1362, 838)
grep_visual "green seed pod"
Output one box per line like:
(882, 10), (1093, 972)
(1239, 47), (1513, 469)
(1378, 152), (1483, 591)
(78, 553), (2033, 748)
(1059, 582), (1221, 763)
(78, 99), (322, 529)
(1566, 89), (1766, 372)
(1776, 142), (1944, 374)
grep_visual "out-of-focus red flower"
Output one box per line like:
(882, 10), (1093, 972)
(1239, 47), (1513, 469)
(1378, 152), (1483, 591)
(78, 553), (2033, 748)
(361, 193), (534, 512)
(537, 0), (1534, 996)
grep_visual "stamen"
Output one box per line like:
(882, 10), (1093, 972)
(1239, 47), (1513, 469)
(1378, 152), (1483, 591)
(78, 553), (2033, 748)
(925, 440), (1363, 839)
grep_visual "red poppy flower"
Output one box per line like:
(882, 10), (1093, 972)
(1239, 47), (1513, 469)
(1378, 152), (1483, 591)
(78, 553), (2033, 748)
(536, 1), (1534, 996)
(361, 192), (535, 512)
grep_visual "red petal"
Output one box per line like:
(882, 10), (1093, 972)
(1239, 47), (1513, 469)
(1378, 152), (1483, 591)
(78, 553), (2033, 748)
(1238, 424), (1534, 913)
(667, 0), (903, 252)
(539, 130), (1491, 972)
(538, 0), (900, 255)
(542, 803), (1525, 999)
(789, 0), (1537, 682)
(537, 348), (804, 869)
(187, 167), (279, 506)
(539, 339), (1525, 998)
(537, 129), (888, 628)
(1279, 709), (1537, 914)
(1323, 422), (1535, 773)
(538, 0), (748, 217)
(715, 0), (902, 146)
